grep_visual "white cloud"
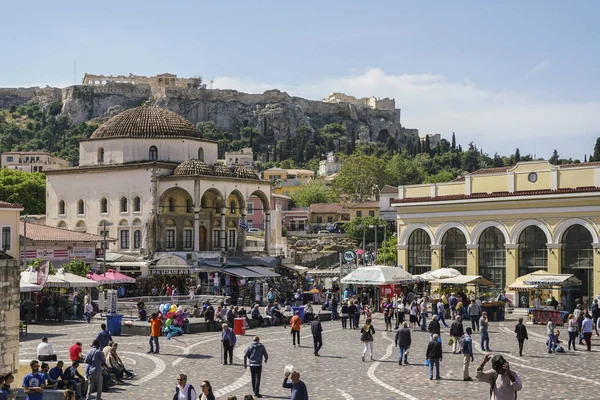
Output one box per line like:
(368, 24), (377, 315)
(525, 58), (551, 77)
(212, 68), (598, 158)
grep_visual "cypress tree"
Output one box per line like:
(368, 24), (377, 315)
(592, 138), (600, 162)
(515, 148), (521, 163)
(451, 132), (456, 150)
(584, 154), (587, 162)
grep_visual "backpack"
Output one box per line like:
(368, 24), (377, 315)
(490, 373), (517, 400)
(173, 384), (195, 400)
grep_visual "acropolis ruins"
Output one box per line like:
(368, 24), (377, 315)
(82, 73), (204, 90)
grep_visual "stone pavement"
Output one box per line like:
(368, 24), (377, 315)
(19, 313), (600, 400)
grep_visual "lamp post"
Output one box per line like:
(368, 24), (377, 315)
(357, 224), (367, 266)
(102, 221), (114, 273)
(21, 216), (37, 269)
(369, 222), (386, 265)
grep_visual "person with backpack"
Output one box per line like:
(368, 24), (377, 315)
(173, 374), (196, 400)
(244, 336), (268, 399)
(221, 323), (237, 365)
(360, 318), (376, 362)
(462, 327), (474, 381)
(476, 354), (522, 399)
(394, 322), (411, 365)
(514, 318), (528, 356)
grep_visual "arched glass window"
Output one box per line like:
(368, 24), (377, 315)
(133, 196), (141, 212)
(133, 230), (142, 249)
(198, 147), (204, 162)
(100, 198), (108, 214)
(230, 200), (237, 215)
(97, 148), (104, 163)
(562, 224), (593, 305)
(168, 197), (175, 212)
(186, 198), (193, 213)
(442, 228), (467, 275)
(518, 226), (548, 276)
(479, 227), (506, 296)
(58, 200), (66, 215)
(149, 146), (158, 161)
(77, 199), (85, 215)
(408, 229), (431, 275)
(120, 197), (128, 213)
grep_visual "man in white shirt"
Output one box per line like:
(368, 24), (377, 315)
(533, 296), (541, 309)
(174, 374), (196, 400)
(37, 337), (57, 361)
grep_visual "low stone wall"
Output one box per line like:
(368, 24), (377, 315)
(0, 258), (20, 375)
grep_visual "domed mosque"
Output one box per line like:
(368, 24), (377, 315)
(45, 105), (273, 260)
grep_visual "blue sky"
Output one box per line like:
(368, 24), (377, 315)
(1, 1), (598, 159)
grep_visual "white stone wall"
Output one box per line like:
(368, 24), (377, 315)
(0, 259), (20, 374)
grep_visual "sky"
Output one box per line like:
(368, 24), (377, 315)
(1, 1), (599, 159)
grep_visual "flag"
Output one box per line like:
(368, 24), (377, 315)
(36, 260), (50, 286)
(239, 218), (249, 232)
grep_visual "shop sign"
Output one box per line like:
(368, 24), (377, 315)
(69, 248), (96, 259)
(343, 250), (355, 262)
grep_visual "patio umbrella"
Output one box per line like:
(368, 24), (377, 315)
(356, 249), (365, 255)
(20, 267), (69, 288)
(430, 268), (462, 280)
(54, 268), (99, 288)
(87, 269), (136, 284)
(417, 271), (437, 282)
(341, 265), (417, 285)
(20, 281), (42, 292)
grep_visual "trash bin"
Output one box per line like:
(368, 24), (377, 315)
(233, 317), (246, 335)
(292, 307), (305, 322)
(106, 314), (123, 336)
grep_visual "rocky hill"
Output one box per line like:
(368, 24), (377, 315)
(0, 84), (417, 145)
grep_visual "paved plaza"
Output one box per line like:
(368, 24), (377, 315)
(19, 313), (600, 400)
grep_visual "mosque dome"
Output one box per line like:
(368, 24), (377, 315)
(174, 159), (213, 176)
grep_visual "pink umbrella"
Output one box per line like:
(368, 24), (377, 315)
(356, 249), (365, 255)
(87, 269), (136, 284)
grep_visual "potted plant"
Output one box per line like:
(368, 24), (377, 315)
(23, 300), (35, 325)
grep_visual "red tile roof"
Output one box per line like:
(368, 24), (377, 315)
(380, 185), (398, 194)
(20, 222), (114, 242)
(560, 161), (600, 169)
(309, 203), (350, 214)
(348, 201), (380, 208)
(470, 167), (511, 175)
(392, 186), (600, 204)
(0, 201), (23, 209)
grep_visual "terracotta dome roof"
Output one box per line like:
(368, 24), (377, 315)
(233, 165), (260, 180)
(174, 159), (213, 176)
(213, 164), (235, 178)
(90, 105), (201, 139)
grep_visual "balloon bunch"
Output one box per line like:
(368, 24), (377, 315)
(158, 303), (187, 340)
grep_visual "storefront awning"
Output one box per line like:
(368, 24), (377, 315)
(245, 266), (280, 277)
(223, 267), (265, 278)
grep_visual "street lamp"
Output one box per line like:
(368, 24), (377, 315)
(21, 216), (38, 269)
(102, 221), (114, 273)
(369, 223), (386, 264)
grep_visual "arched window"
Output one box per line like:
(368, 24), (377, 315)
(479, 227), (506, 296)
(58, 200), (66, 215)
(198, 147), (204, 162)
(57, 221), (67, 229)
(168, 197), (175, 212)
(562, 225), (593, 305)
(120, 197), (128, 213)
(186, 198), (193, 213)
(133, 196), (141, 212)
(97, 148), (104, 163)
(230, 200), (237, 215)
(77, 199), (85, 215)
(408, 229), (431, 275)
(442, 228), (467, 275)
(100, 198), (108, 214)
(149, 146), (158, 161)
(518, 226), (548, 277)
(133, 230), (142, 249)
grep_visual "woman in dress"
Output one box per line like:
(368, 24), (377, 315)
(566, 313), (578, 351)
(360, 318), (376, 362)
(409, 300), (419, 331)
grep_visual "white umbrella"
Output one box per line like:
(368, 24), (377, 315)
(20, 281), (42, 292)
(430, 268), (462, 279)
(417, 271), (437, 282)
(341, 265), (417, 285)
(54, 268), (99, 288)
(20, 266), (69, 288)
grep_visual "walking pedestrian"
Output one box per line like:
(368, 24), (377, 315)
(479, 312), (491, 351)
(467, 300), (481, 331)
(514, 318), (528, 356)
(449, 293), (458, 320)
(244, 336), (268, 399)
(354, 301), (362, 329)
(360, 318), (375, 362)
(582, 313), (593, 351)
(311, 315), (323, 356)
(199, 381), (215, 400)
(348, 302), (357, 329)
(95, 324), (112, 351)
(566, 314), (578, 351)
(290, 311), (302, 348)
(22, 360), (45, 400)
(282, 370), (308, 400)
(462, 327), (474, 381)
(593, 299), (600, 336)
(428, 314), (441, 341)
(476, 354), (522, 399)
(173, 374), (196, 400)
(426, 334), (443, 380)
(394, 322), (411, 365)
(340, 302), (349, 329)
(331, 296), (338, 321)
(84, 340), (106, 400)
(437, 301), (449, 328)
(420, 295), (429, 331)
(148, 313), (162, 354)
(450, 316), (464, 354)
(221, 323), (237, 365)
(409, 301), (419, 330)
(383, 298), (393, 331)
(84, 302), (93, 324)
(546, 320), (555, 353)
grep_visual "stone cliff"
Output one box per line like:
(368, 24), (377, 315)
(0, 84), (417, 144)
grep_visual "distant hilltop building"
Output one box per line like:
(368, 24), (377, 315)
(323, 92), (400, 123)
(223, 147), (253, 167)
(82, 73), (204, 90)
(420, 133), (441, 147)
(1, 151), (70, 173)
(319, 151), (340, 177)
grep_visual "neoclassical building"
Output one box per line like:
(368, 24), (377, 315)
(394, 161), (600, 304)
(45, 105), (273, 256)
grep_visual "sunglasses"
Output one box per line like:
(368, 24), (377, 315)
(177, 379), (185, 381)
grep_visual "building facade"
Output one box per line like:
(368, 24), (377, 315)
(394, 161), (600, 304)
(1, 151), (70, 173)
(45, 105), (274, 256)
(0, 201), (22, 260)
(247, 194), (308, 232)
(318, 152), (341, 177)
(223, 148), (253, 167)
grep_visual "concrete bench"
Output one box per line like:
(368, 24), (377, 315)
(15, 388), (65, 400)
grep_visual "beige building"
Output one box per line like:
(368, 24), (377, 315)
(224, 147), (253, 167)
(348, 202), (380, 219)
(394, 161), (600, 305)
(45, 105), (274, 256)
(1, 151), (70, 173)
(0, 201), (23, 259)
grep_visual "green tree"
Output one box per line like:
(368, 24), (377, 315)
(386, 154), (424, 185)
(291, 181), (337, 207)
(451, 132), (456, 150)
(515, 148), (521, 163)
(376, 235), (398, 265)
(343, 216), (386, 248)
(549, 149), (560, 165)
(62, 259), (90, 277)
(461, 142), (480, 172)
(334, 153), (389, 200)
(28, 258), (57, 275)
(423, 170), (454, 183)
(0, 169), (46, 214)
(592, 138), (600, 162)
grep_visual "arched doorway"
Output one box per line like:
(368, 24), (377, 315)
(442, 228), (467, 275)
(518, 226), (548, 277)
(479, 227), (506, 296)
(408, 229), (431, 275)
(562, 224), (593, 304)
(200, 188), (225, 250)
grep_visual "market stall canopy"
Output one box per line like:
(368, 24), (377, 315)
(20, 267), (69, 288)
(433, 275), (494, 286)
(508, 270), (582, 291)
(278, 264), (309, 274)
(341, 266), (417, 285)
(430, 268), (462, 279)
(87, 269), (136, 284)
(417, 271), (437, 282)
(20, 281), (42, 292)
(54, 268), (99, 288)
(307, 268), (340, 277)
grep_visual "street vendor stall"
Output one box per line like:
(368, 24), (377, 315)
(432, 275), (500, 320)
(508, 270), (581, 326)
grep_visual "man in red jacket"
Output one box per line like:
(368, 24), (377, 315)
(69, 342), (83, 362)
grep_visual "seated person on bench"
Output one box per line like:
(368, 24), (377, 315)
(251, 304), (265, 326)
(49, 361), (79, 393)
(37, 337), (57, 362)
(64, 361), (87, 398)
